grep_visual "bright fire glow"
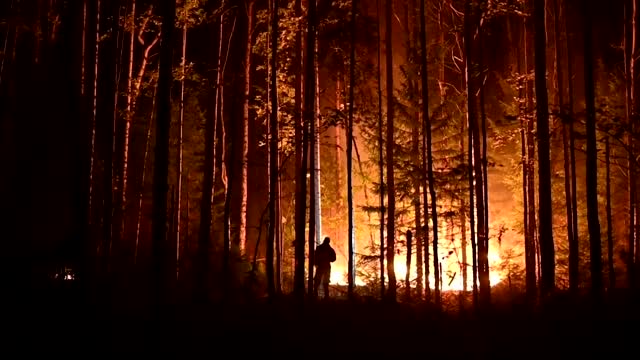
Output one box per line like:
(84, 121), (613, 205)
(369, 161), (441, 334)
(328, 240), (505, 292)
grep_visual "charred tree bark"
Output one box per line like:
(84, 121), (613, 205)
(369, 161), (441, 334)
(195, 13), (221, 303)
(626, 0), (638, 290)
(267, 0), (278, 299)
(405, 230), (413, 301)
(464, 0), (479, 308)
(534, 0), (555, 297)
(385, 0), (397, 302)
(376, 0), (386, 299)
(420, 0), (440, 308)
(294, 0), (314, 299)
(555, 0), (577, 296)
(605, 137), (616, 290)
(347, 0), (357, 299)
(564, 0), (579, 294)
(120, 0), (136, 251)
(151, 0), (175, 308)
(237, 0), (254, 257)
(582, 0), (603, 303)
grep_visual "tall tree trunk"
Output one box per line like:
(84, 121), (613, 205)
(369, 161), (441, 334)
(626, 0), (638, 290)
(517, 12), (534, 300)
(478, 45), (490, 305)
(237, 0), (254, 256)
(81, 0), (98, 301)
(195, 13), (222, 302)
(267, 0), (278, 299)
(151, 0), (176, 309)
(479, 20), (490, 298)
(313, 36), (322, 250)
(464, 0), (478, 308)
(376, 0), (386, 299)
(293, 0), (305, 297)
(385, 0), (397, 302)
(605, 137), (616, 290)
(413, 126), (423, 299)
(524, 3), (539, 300)
(308, 72), (317, 295)
(135, 79), (157, 264)
(555, 0), (577, 296)
(121, 0), (136, 250)
(176, 1), (187, 281)
(295, 0), (313, 298)
(420, 0), (440, 308)
(534, 0), (555, 297)
(566, 13), (579, 296)
(347, 0), (357, 299)
(307, 0), (318, 297)
(405, 230), (412, 301)
(582, 0), (603, 303)
(97, 0), (120, 275)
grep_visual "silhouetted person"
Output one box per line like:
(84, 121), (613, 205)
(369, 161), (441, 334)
(314, 237), (336, 299)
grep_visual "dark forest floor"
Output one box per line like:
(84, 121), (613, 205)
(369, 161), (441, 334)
(10, 283), (640, 358)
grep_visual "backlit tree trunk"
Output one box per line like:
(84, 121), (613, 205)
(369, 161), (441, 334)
(582, 0), (603, 303)
(626, 0), (638, 290)
(565, 0), (579, 294)
(151, 0), (175, 308)
(420, 0), (440, 308)
(376, 0), (386, 299)
(176, 0), (187, 281)
(267, 0), (278, 298)
(195, 9), (223, 302)
(237, 0), (254, 256)
(464, 0), (479, 308)
(347, 0), (357, 299)
(605, 137), (615, 289)
(385, 0), (397, 302)
(121, 0), (135, 249)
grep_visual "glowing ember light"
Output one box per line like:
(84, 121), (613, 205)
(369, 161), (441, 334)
(326, 239), (506, 292)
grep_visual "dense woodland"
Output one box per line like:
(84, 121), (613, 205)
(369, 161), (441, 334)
(3, 0), (640, 354)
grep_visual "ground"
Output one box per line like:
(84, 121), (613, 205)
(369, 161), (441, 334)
(12, 284), (640, 357)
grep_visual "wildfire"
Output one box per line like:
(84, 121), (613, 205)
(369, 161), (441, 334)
(328, 240), (506, 292)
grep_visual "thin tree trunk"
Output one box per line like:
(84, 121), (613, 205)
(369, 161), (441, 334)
(582, 0), (603, 303)
(479, 60), (490, 303)
(627, 0), (637, 290)
(293, 0), (306, 297)
(605, 137), (616, 290)
(313, 37), (322, 249)
(464, 0), (478, 308)
(267, 0), (278, 298)
(405, 230), (412, 301)
(195, 13), (222, 302)
(176, 3), (187, 281)
(376, 0), (386, 299)
(307, 0), (318, 297)
(347, 0), (357, 299)
(420, 0), (440, 308)
(134, 79), (157, 264)
(534, 0), (555, 298)
(151, 0), (176, 308)
(237, 0), (254, 256)
(413, 126), (423, 299)
(89, 0), (100, 226)
(97, 0), (120, 275)
(120, 0), (136, 248)
(563, 2), (579, 295)
(556, 0), (577, 295)
(524, 5), (539, 300)
(295, 0), (314, 298)
(385, 0), (397, 302)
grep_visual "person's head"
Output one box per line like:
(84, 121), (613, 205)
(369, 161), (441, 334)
(323, 237), (330, 245)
